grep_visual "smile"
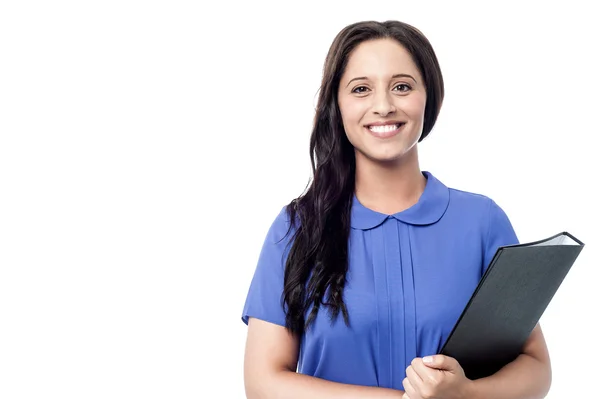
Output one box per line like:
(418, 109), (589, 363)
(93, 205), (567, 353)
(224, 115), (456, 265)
(366, 122), (406, 138)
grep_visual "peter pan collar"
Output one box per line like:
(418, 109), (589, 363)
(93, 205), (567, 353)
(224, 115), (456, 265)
(350, 171), (450, 230)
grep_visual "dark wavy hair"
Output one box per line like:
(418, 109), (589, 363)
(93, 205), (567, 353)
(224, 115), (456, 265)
(282, 20), (445, 336)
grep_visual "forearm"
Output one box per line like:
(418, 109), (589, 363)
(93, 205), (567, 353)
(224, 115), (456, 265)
(246, 370), (404, 399)
(468, 353), (552, 399)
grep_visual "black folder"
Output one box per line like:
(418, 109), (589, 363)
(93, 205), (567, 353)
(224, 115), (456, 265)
(440, 231), (585, 380)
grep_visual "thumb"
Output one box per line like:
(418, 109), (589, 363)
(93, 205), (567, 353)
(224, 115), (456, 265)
(422, 354), (458, 371)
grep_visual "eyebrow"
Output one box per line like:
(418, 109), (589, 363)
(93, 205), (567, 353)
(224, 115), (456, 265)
(345, 73), (417, 88)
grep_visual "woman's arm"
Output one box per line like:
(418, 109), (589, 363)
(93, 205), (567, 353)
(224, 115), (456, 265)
(244, 317), (404, 399)
(468, 323), (552, 399)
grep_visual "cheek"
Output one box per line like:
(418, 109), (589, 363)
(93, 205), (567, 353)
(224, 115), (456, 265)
(404, 94), (427, 119)
(339, 99), (366, 127)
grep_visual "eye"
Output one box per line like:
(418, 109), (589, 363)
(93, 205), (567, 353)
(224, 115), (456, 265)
(351, 86), (369, 94)
(351, 84), (412, 94)
(393, 83), (412, 92)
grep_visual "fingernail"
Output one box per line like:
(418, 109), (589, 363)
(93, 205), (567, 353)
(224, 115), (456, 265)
(423, 356), (433, 364)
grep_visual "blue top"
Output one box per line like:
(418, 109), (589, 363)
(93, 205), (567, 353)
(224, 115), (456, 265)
(241, 171), (519, 389)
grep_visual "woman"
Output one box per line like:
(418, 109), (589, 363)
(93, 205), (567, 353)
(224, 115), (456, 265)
(241, 20), (552, 399)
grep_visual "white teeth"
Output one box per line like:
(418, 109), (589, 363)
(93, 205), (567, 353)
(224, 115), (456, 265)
(368, 124), (401, 133)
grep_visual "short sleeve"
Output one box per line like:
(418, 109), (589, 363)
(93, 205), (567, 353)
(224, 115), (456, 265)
(483, 199), (519, 275)
(241, 206), (296, 327)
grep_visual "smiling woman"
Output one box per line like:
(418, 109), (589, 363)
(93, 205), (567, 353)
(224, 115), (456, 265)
(338, 41), (427, 161)
(240, 20), (552, 399)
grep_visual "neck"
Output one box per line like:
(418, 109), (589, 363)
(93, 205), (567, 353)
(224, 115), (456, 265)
(354, 146), (426, 215)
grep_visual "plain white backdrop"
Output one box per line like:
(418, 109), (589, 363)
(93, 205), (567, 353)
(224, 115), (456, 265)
(1, 1), (598, 398)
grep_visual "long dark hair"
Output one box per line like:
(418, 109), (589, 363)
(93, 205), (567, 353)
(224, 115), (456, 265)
(282, 20), (445, 336)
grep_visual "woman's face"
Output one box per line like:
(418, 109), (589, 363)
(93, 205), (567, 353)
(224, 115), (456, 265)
(337, 38), (427, 164)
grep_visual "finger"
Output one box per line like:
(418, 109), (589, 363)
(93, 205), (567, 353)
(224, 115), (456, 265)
(402, 377), (418, 399)
(411, 357), (441, 385)
(423, 354), (458, 371)
(410, 357), (430, 380)
(406, 364), (423, 387)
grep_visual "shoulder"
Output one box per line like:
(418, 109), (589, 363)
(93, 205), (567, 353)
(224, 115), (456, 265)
(263, 203), (300, 246)
(444, 182), (518, 242)
(446, 186), (503, 217)
(443, 184), (514, 240)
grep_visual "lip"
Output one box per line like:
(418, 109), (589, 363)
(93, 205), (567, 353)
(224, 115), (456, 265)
(365, 122), (406, 139)
(364, 120), (406, 127)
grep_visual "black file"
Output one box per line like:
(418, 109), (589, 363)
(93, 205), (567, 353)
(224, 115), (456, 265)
(440, 232), (585, 380)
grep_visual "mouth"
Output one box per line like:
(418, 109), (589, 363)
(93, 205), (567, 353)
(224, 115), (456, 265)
(365, 122), (406, 138)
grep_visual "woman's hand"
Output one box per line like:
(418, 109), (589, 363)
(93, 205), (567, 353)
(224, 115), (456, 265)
(402, 355), (474, 399)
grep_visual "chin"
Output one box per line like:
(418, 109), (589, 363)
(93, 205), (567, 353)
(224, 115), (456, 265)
(362, 149), (409, 164)
(360, 139), (422, 164)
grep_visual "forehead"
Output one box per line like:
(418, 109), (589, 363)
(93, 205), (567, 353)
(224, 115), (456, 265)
(342, 38), (420, 79)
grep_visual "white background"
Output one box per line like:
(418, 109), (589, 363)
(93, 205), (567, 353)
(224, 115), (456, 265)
(1, 1), (598, 398)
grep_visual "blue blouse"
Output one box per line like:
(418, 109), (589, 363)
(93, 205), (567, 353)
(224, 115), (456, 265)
(241, 171), (519, 390)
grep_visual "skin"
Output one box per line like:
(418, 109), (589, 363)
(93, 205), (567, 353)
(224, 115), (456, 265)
(244, 38), (552, 399)
(337, 37), (428, 215)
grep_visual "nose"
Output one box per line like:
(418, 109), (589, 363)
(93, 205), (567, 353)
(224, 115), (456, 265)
(372, 91), (396, 117)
